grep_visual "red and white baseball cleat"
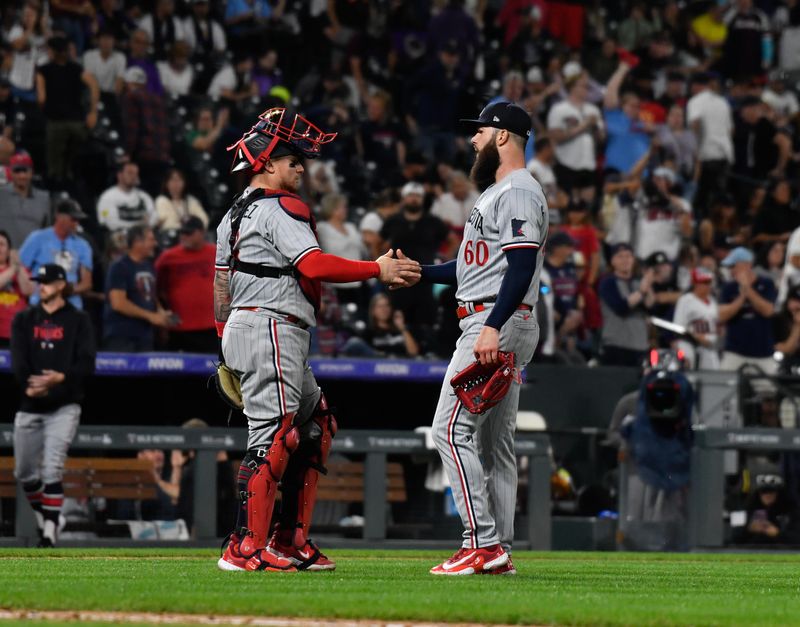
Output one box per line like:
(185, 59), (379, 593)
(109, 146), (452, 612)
(429, 543), (509, 576)
(267, 537), (336, 571)
(482, 557), (517, 575)
(244, 549), (297, 572)
(217, 534), (248, 572)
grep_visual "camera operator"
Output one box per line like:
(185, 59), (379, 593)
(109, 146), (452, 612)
(634, 166), (692, 263)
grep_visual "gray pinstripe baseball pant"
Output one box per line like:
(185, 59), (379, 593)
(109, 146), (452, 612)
(14, 403), (81, 485)
(222, 309), (321, 450)
(431, 309), (539, 552)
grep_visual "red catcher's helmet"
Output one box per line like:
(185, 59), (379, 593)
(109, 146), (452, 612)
(227, 107), (337, 173)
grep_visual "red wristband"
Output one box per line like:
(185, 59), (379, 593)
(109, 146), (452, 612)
(215, 320), (226, 338)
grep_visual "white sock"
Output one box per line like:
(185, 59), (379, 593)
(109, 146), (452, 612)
(42, 520), (57, 544)
(34, 511), (44, 531)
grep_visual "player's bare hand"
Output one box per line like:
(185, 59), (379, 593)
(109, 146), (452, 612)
(25, 386), (48, 398)
(377, 249), (421, 287)
(473, 326), (500, 365)
(387, 248), (422, 290)
(149, 310), (173, 328)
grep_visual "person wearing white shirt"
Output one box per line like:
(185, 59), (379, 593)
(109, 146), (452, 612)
(359, 189), (399, 259)
(547, 65), (604, 205)
(154, 168), (209, 231)
(156, 41), (194, 98)
(82, 29), (126, 94)
(634, 167), (693, 262)
(137, 0), (185, 60)
(96, 162), (157, 233)
(430, 171), (479, 233)
(316, 193), (367, 300)
(673, 267), (720, 370)
(686, 73), (733, 216)
(182, 0), (227, 58)
(527, 136), (566, 226)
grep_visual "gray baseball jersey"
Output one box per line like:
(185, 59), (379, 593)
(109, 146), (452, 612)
(433, 168), (549, 554)
(455, 169), (548, 305)
(215, 186), (321, 328)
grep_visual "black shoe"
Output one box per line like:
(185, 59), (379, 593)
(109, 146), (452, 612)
(36, 537), (54, 548)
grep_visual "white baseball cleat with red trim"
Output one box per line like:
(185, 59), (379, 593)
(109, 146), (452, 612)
(429, 544), (509, 576)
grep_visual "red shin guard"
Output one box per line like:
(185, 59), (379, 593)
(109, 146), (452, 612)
(238, 414), (299, 557)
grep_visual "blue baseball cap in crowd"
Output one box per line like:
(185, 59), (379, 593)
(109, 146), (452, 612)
(460, 101), (533, 139)
(721, 247), (754, 267)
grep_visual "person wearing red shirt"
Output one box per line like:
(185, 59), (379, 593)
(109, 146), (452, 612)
(0, 230), (34, 347)
(155, 216), (216, 353)
(561, 200), (600, 285)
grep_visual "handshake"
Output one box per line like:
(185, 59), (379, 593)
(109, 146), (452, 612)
(376, 249), (422, 289)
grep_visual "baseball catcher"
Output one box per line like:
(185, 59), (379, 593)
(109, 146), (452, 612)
(214, 108), (420, 572)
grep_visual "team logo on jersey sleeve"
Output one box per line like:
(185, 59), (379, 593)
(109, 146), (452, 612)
(511, 218), (526, 237)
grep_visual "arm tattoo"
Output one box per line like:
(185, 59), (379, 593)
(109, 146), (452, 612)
(213, 271), (232, 322)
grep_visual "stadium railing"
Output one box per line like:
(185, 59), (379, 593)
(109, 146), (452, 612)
(0, 425), (552, 548)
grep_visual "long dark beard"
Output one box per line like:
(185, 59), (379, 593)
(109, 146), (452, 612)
(470, 140), (500, 192)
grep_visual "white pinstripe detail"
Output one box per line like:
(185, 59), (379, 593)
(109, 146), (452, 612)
(269, 320), (287, 416)
(447, 401), (477, 549)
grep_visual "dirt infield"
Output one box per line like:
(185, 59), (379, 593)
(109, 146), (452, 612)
(0, 610), (530, 627)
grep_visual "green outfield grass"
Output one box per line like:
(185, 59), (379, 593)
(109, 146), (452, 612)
(0, 549), (799, 626)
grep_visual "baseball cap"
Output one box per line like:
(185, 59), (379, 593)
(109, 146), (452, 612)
(645, 251), (670, 267)
(755, 472), (784, 491)
(739, 95), (762, 109)
(179, 215), (205, 234)
(400, 181), (425, 198)
(460, 101), (532, 139)
(562, 61), (583, 84)
(652, 166), (677, 184)
(55, 198), (88, 220)
(609, 242), (633, 258)
(548, 231), (575, 249)
(124, 66), (147, 85)
(526, 66), (543, 84)
(9, 151), (33, 171)
(691, 267), (714, 284)
(721, 246), (754, 266)
(31, 264), (67, 284)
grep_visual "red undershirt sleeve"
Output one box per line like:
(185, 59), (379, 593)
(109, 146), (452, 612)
(296, 249), (380, 282)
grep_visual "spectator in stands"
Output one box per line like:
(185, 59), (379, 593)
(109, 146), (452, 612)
(128, 448), (178, 520)
(617, 2), (660, 51)
(316, 192), (367, 307)
(752, 179), (800, 252)
(253, 49), (283, 98)
(49, 0), (94, 55)
(36, 35), (100, 188)
(342, 292), (420, 358)
(507, 7), (556, 71)
(155, 217), (216, 353)
(186, 106), (229, 155)
(6, 0), (50, 101)
(82, 28), (126, 95)
(647, 251), (682, 326)
(757, 241), (787, 288)
(137, 0), (185, 61)
(547, 63), (604, 205)
(599, 243), (655, 366)
(603, 59), (651, 176)
(0, 230), (35, 347)
(0, 151), (50, 249)
(732, 97), (791, 186)
(527, 136), (567, 224)
(655, 104), (697, 184)
(718, 247), (778, 373)
(357, 89), (407, 191)
(690, 1), (727, 59)
(633, 167), (693, 263)
(721, 0), (771, 80)
(155, 168), (209, 233)
(774, 286), (800, 369)
(127, 29), (163, 96)
(183, 0), (227, 61)
(359, 189), (399, 259)
(120, 67), (171, 197)
(97, 161), (157, 234)
(103, 225), (174, 351)
(156, 40), (193, 98)
(740, 473), (800, 544)
(405, 39), (465, 164)
(0, 137), (12, 184)
(0, 80), (17, 138)
(430, 171), (479, 238)
(381, 181), (452, 330)
(687, 72), (733, 217)
(561, 200), (600, 286)
(656, 72), (688, 113)
(544, 232), (583, 357)
(673, 266), (720, 370)
(699, 194), (744, 261)
(208, 51), (257, 105)
(19, 199), (92, 310)
(762, 71), (799, 125)
(95, 0), (135, 45)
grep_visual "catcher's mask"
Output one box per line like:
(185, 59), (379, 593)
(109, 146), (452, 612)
(227, 107), (337, 173)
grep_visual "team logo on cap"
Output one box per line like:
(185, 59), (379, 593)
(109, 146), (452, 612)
(493, 116), (500, 122)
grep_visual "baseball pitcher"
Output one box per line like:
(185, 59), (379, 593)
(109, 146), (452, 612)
(215, 108), (420, 572)
(401, 102), (548, 575)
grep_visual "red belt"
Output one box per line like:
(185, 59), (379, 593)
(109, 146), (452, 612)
(236, 307), (308, 329)
(456, 302), (532, 320)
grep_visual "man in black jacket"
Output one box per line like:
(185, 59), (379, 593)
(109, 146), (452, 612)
(11, 264), (96, 547)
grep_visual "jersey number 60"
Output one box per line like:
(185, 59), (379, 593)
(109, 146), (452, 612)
(463, 240), (489, 266)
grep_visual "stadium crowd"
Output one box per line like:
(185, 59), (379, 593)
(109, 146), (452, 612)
(2, 0), (800, 371)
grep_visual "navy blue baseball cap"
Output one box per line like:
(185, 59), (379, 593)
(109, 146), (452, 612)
(32, 264), (67, 284)
(460, 102), (533, 139)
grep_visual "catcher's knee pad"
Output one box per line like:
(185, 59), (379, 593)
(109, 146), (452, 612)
(237, 414), (299, 556)
(276, 394), (337, 547)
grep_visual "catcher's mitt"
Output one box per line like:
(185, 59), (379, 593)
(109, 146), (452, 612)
(450, 351), (517, 415)
(215, 363), (243, 411)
